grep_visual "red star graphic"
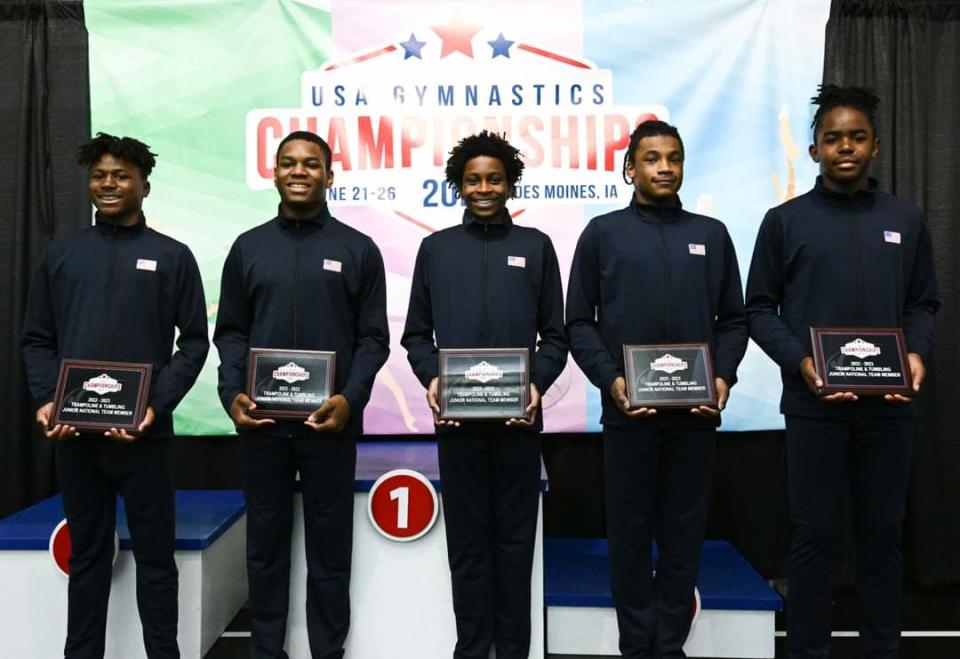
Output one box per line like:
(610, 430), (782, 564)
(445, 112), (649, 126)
(431, 10), (482, 58)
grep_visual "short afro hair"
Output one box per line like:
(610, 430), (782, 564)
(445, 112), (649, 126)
(77, 132), (157, 179)
(444, 130), (524, 195)
(276, 130), (332, 168)
(810, 84), (880, 138)
(622, 120), (684, 184)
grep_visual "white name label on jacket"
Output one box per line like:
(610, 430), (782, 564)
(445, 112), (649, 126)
(136, 259), (157, 271)
(507, 256), (526, 268)
(884, 230), (901, 244)
(323, 259), (342, 272)
(688, 244), (706, 256)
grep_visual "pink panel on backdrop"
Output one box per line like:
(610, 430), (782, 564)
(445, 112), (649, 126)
(323, 1), (596, 433)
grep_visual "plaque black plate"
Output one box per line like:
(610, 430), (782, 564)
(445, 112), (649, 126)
(52, 360), (152, 432)
(439, 348), (529, 421)
(247, 348), (336, 419)
(623, 343), (716, 408)
(810, 328), (912, 396)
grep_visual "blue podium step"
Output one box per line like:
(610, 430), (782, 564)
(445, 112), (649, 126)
(0, 490), (248, 658)
(0, 490), (245, 551)
(545, 538), (781, 658)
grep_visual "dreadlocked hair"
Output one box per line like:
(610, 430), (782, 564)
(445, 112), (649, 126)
(810, 84), (880, 136)
(444, 130), (524, 195)
(77, 132), (157, 179)
(622, 120), (684, 184)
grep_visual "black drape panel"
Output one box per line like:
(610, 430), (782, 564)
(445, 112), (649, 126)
(824, 0), (960, 587)
(0, 0), (90, 518)
(542, 430), (792, 580)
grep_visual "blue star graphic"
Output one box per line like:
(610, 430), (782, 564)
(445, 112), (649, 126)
(487, 32), (514, 58)
(400, 33), (427, 60)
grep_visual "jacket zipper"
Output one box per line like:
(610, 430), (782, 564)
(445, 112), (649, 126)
(657, 220), (671, 341)
(481, 222), (490, 342)
(852, 214), (865, 325)
(100, 229), (120, 359)
(293, 227), (303, 348)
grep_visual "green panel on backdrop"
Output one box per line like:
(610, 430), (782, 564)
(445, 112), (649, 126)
(88, 1), (332, 434)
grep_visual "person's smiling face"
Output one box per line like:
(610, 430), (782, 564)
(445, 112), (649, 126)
(461, 156), (511, 220)
(88, 153), (149, 226)
(274, 139), (334, 218)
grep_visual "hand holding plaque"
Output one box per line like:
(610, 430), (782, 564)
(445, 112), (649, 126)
(610, 377), (657, 418)
(438, 348), (529, 421)
(691, 377), (728, 418)
(304, 394), (351, 432)
(505, 383), (540, 427)
(809, 328), (912, 397)
(104, 405), (155, 442)
(36, 401), (77, 440)
(885, 352), (924, 403)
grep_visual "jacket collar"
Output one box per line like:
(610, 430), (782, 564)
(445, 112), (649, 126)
(277, 204), (331, 229)
(812, 176), (878, 208)
(462, 208), (513, 234)
(94, 212), (147, 237)
(629, 196), (684, 222)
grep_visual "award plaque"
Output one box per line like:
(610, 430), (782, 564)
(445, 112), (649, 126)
(439, 348), (529, 420)
(52, 360), (152, 432)
(810, 328), (912, 396)
(622, 343), (716, 408)
(247, 348), (336, 419)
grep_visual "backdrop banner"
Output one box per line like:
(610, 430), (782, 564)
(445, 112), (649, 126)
(88, 0), (830, 435)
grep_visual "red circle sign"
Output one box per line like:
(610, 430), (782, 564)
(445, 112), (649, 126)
(367, 469), (439, 542)
(49, 519), (120, 577)
(691, 586), (702, 627)
(49, 519), (73, 576)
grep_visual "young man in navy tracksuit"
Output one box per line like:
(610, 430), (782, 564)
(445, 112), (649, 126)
(402, 131), (567, 659)
(745, 86), (939, 659)
(566, 120), (748, 659)
(214, 131), (388, 659)
(22, 133), (210, 659)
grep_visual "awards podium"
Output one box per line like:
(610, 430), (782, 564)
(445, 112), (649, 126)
(284, 441), (548, 658)
(0, 443), (548, 658)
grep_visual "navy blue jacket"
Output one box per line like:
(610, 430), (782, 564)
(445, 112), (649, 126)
(21, 215), (209, 437)
(214, 207), (389, 437)
(566, 198), (748, 428)
(745, 178), (940, 418)
(401, 210), (568, 432)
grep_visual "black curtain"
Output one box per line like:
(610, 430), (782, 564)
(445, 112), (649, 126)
(542, 430), (793, 580)
(823, 0), (960, 587)
(0, 0), (90, 518)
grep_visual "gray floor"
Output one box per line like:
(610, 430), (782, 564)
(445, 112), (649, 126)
(203, 594), (960, 659)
